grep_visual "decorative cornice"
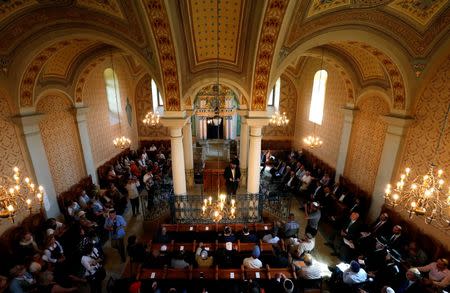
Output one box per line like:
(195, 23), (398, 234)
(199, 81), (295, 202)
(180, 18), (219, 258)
(144, 0), (181, 111)
(251, 0), (290, 111)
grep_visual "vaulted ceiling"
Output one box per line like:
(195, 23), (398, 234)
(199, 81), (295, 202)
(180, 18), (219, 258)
(0, 0), (448, 112)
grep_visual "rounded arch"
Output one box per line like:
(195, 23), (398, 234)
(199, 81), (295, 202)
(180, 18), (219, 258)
(35, 88), (74, 109)
(273, 28), (415, 113)
(183, 77), (250, 110)
(356, 86), (392, 112)
(12, 28), (157, 112)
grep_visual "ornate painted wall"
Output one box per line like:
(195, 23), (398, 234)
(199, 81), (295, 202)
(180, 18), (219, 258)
(0, 91), (32, 233)
(344, 96), (389, 194)
(293, 58), (347, 168)
(36, 95), (86, 195)
(83, 57), (139, 166)
(398, 55), (450, 183)
(263, 75), (298, 137)
(135, 73), (169, 139)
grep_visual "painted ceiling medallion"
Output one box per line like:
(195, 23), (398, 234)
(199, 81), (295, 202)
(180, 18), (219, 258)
(387, 0), (448, 26)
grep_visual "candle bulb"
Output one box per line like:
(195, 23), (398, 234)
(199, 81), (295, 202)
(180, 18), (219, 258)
(208, 196), (212, 205)
(405, 168), (410, 175)
(13, 167), (19, 173)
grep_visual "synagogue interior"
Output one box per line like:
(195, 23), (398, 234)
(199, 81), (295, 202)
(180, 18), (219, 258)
(0, 0), (450, 292)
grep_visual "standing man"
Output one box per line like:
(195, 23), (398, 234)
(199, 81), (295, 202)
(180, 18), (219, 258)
(304, 202), (321, 236)
(104, 209), (127, 262)
(224, 161), (241, 195)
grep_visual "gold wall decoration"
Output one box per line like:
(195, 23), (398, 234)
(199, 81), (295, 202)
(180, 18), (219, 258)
(344, 96), (389, 194)
(36, 95), (86, 195)
(306, 0), (351, 18)
(251, 0), (289, 111)
(74, 57), (106, 104)
(387, 0), (448, 27)
(399, 56), (450, 179)
(135, 74), (169, 138)
(144, 0), (181, 111)
(77, 0), (125, 19)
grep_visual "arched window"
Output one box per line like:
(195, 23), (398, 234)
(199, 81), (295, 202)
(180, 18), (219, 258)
(267, 78), (281, 110)
(309, 70), (328, 125)
(103, 68), (121, 125)
(151, 79), (163, 111)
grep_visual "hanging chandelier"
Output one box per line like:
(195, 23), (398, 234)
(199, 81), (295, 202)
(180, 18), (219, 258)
(207, 106), (222, 126)
(201, 194), (236, 222)
(384, 102), (450, 229)
(0, 167), (44, 223)
(143, 111), (160, 126)
(110, 51), (131, 149)
(270, 111), (289, 126)
(303, 125), (323, 149)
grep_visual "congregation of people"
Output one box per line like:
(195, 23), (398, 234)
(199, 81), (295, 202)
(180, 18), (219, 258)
(0, 144), (171, 293)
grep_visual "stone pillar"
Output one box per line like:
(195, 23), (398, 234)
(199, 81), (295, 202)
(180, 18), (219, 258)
(335, 107), (357, 182)
(162, 118), (187, 195)
(183, 119), (194, 187)
(19, 114), (60, 218)
(239, 117), (249, 186)
(246, 117), (270, 194)
(369, 115), (413, 221)
(74, 107), (98, 184)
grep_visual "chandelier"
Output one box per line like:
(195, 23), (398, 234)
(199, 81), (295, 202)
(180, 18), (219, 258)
(384, 102), (450, 229)
(201, 194), (236, 222)
(270, 111), (289, 126)
(303, 125), (323, 148)
(143, 111), (160, 126)
(110, 51), (131, 149)
(0, 167), (44, 223)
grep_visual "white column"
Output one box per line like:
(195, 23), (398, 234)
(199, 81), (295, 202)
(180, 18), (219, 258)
(369, 115), (413, 221)
(161, 118), (187, 195)
(246, 117), (270, 194)
(74, 107), (98, 184)
(335, 107), (357, 182)
(183, 119), (194, 187)
(19, 114), (59, 218)
(239, 117), (249, 186)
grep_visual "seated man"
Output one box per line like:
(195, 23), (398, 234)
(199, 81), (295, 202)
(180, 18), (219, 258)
(220, 226), (236, 243)
(297, 253), (322, 280)
(243, 245), (263, 269)
(239, 226), (258, 243)
(343, 260), (367, 285)
(155, 227), (171, 243)
(170, 250), (190, 269)
(417, 258), (450, 290)
(300, 171), (313, 192)
(262, 228), (280, 244)
(269, 273), (295, 293)
(283, 213), (300, 238)
(290, 233), (315, 259)
(195, 243), (214, 268)
(283, 170), (299, 193)
(396, 267), (424, 293)
(403, 241), (428, 267)
(216, 242), (238, 268)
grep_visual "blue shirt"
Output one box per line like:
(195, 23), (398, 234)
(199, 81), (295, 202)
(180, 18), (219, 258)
(104, 215), (126, 239)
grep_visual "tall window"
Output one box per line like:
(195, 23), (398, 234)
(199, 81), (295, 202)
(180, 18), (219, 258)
(309, 70), (328, 125)
(104, 68), (121, 125)
(267, 78), (281, 110)
(151, 79), (163, 111)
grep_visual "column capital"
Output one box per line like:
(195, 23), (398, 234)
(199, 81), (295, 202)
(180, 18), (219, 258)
(14, 113), (45, 135)
(246, 117), (271, 128)
(160, 117), (188, 129)
(72, 106), (89, 122)
(341, 106), (358, 122)
(381, 115), (414, 136)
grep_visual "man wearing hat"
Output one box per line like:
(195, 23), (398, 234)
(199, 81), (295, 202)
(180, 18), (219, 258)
(343, 260), (368, 285)
(243, 245), (263, 269)
(304, 201), (321, 236)
(195, 242), (214, 268)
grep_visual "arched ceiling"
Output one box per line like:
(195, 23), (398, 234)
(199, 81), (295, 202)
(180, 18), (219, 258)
(0, 0), (448, 112)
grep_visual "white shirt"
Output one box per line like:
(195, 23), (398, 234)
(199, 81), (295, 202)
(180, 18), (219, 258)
(293, 238), (315, 256)
(126, 182), (140, 199)
(149, 145), (157, 151)
(298, 262), (322, 280)
(231, 168), (235, 180)
(262, 234), (280, 244)
(243, 257), (262, 269)
(343, 268), (367, 284)
(300, 175), (312, 190)
(418, 262), (450, 288)
(81, 248), (101, 276)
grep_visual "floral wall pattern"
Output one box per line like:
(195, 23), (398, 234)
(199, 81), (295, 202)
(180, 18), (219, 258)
(293, 58), (347, 168)
(37, 95), (86, 195)
(263, 75), (298, 137)
(344, 96), (389, 194)
(83, 57), (138, 166)
(398, 56), (450, 182)
(135, 73), (169, 138)
(0, 91), (33, 232)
